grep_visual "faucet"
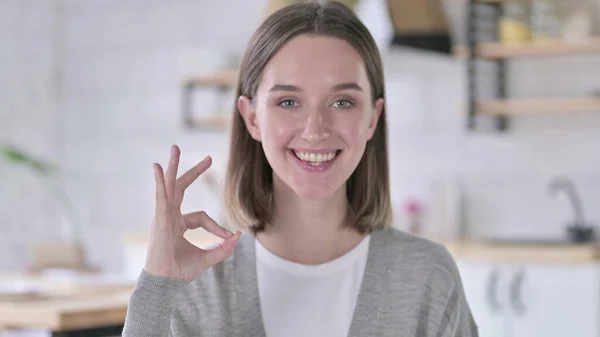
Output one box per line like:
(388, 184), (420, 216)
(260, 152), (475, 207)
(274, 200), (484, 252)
(548, 176), (594, 242)
(548, 176), (585, 225)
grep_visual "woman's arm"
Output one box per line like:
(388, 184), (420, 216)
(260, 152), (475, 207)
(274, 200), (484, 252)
(121, 147), (239, 336)
(413, 244), (479, 337)
(122, 270), (187, 337)
(436, 285), (479, 337)
(430, 249), (479, 337)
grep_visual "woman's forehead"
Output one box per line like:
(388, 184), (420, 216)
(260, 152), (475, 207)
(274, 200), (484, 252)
(259, 35), (369, 90)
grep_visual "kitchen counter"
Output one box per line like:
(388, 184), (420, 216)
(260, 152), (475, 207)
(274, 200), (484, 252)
(0, 290), (129, 331)
(0, 274), (133, 335)
(124, 231), (600, 264)
(2, 232), (597, 334)
(438, 239), (600, 263)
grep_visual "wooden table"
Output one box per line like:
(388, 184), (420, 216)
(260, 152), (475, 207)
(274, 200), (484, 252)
(0, 274), (134, 337)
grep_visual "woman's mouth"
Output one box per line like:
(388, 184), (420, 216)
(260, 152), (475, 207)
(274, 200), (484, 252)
(290, 149), (341, 172)
(293, 150), (339, 166)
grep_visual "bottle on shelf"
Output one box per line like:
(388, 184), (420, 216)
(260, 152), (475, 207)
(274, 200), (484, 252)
(498, 1), (532, 43)
(559, 0), (593, 42)
(531, 0), (562, 42)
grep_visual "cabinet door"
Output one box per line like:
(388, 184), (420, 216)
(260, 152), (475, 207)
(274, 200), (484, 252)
(511, 263), (600, 337)
(457, 261), (509, 337)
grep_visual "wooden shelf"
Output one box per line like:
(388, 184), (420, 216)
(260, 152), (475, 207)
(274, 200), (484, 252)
(477, 96), (600, 115)
(459, 0), (532, 3)
(184, 69), (238, 88)
(182, 69), (237, 132)
(455, 37), (600, 59)
(185, 115), (231, 130)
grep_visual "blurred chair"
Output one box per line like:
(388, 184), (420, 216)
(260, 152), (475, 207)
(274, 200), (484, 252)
(27, 242), (99, 275)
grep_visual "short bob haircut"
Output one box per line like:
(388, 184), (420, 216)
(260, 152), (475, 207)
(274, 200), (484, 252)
(224, 0), (391, 234)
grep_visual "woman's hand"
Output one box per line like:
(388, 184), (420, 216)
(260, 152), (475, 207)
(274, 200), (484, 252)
(144, 145), (241, 282)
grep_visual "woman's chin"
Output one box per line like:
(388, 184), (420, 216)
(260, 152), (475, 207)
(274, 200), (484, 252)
(292, 185), (338, 201)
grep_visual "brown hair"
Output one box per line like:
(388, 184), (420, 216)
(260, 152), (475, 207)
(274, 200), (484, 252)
(224, 0), (391, 234)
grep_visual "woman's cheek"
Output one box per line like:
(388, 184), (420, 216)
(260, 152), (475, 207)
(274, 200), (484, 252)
(262, 112), (293, 143)
(338, 113), (369, 139)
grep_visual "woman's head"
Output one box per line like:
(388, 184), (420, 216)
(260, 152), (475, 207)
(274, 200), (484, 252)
(225, 0), (391, 234)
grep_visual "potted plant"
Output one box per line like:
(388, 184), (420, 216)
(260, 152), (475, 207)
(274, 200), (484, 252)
(0, 144), (96, 273)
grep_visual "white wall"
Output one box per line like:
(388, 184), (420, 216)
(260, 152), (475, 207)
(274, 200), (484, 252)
(1, 0), (599, 273)
(0, 0), (64, 271)
(58, 0), (266, 272)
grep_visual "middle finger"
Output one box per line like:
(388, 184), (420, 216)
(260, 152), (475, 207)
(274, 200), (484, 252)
(165, 145), (180, 202)
(173, 155), (212, 207)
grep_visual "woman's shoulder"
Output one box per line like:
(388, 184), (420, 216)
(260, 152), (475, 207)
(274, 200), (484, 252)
(370, 230), (477, 335)
(373, 226), (454, 258)
(371, 227), (461, 283)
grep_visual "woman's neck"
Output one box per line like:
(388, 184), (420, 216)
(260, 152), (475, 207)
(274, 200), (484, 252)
(255, 177), (367, 265)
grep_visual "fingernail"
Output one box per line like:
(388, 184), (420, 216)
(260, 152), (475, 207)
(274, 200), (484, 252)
(171, 145), (175, 154)
(224, 228), (234, 238)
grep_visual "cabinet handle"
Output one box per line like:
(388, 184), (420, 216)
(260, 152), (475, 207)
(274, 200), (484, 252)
(486, 268), (502, 314)
(510, 268), (526, 316)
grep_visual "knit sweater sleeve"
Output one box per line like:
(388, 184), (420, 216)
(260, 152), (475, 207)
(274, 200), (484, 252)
(122, 269), (187, 337)
(437, 283), (479, 337)
(431, 248), (479, 337)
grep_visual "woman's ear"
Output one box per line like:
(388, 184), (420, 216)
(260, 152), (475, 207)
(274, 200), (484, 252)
(238, 95), (261, 141)
(367, 98), (384, 140)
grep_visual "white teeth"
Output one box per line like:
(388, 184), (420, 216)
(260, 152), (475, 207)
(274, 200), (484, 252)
(294, 150), (338, 164)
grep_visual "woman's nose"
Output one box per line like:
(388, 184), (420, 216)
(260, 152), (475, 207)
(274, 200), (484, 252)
(300, 110), (330, 143)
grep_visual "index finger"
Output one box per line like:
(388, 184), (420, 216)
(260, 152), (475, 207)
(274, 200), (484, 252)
(173, 156), (212, 207)
(153, 163), (168, 210)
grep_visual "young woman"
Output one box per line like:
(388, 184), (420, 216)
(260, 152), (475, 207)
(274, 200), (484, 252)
(122, 2), (478, 337)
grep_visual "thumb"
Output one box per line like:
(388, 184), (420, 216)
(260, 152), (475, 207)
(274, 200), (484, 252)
(201, 231), (242, 270)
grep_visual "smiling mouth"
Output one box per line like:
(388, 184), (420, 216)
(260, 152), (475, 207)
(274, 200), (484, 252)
(292, 149), (341, 166)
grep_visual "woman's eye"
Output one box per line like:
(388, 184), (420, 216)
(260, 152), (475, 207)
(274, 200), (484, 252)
(278, 99), (299, 108)
(331, 99), (355, 109)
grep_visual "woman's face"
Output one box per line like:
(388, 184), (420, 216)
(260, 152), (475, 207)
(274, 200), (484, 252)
(239, 34), (383, 200)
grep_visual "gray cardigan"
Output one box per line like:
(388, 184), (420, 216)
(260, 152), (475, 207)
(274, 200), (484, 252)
(122, 227), (478, 336)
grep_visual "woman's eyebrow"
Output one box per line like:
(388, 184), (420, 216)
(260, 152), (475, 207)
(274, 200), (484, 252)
(269, 84), (302, 92)
(268, 83), (364, 92)
(332, 82), (363, 92)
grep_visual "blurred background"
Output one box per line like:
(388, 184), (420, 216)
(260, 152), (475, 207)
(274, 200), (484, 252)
(1, 0), (599, 336)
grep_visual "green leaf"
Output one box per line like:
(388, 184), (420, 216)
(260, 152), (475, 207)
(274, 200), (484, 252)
(0, 144), (56, 175)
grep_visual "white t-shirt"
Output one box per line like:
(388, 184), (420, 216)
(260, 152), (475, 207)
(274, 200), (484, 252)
(255, 235), (370, 337)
